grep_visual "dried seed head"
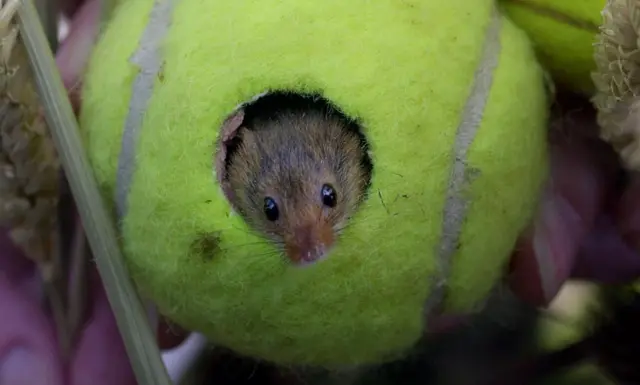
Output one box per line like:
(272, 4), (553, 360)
(0, 0), (60, 266)
(593, 0), (640, 170)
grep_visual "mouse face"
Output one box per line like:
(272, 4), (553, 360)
(224, 110), (370, 266)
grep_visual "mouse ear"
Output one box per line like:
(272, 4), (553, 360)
(214, 109), (245, 204)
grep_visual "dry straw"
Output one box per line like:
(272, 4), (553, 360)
(593, 0), (640, 170)
(1, 0), (173, 383)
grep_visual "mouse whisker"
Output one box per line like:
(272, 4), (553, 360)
(218, 247), (281, 259)
(227, 220), (273, 241)
(223, 243), (283, 254)
(219, 242), (267, 252)
(334, 223), (352, 234)
(227, 225), (251, 235)
(248, 250), (284, 259)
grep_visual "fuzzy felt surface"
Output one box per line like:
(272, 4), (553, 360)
(80, 0), (548, 367)
(500, 0), (606, 95)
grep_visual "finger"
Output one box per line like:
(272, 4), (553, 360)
(508, 98), (618, 306)
(59, 0), (86, 18)
(55, 0), (101, 112)
(70, 267), (193, 384)
(508, 187), (581, 307)
(69, 267), (136, 385)
(0, 274), (63, 385)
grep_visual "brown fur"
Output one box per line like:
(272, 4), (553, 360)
(225, 110), (368, 264)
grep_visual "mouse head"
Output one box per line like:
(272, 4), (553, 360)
(215, 92), (372, 266)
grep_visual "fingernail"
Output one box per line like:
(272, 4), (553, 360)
(0, 346), (47, 385)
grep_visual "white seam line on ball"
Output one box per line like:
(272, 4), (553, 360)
(115, 0), (176, 221)
(423, 5), (502, 318)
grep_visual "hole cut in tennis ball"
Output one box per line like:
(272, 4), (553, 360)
(213, 89), (375, 211)
(212, 89), (375, 267)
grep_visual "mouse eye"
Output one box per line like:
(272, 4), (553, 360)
(321, 184), (337, 208)
(263, 197), (280, 221)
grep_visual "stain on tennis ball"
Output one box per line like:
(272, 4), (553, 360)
(190, 231), (221, 260)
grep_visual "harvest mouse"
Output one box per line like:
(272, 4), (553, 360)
(217, 91), (373, 266)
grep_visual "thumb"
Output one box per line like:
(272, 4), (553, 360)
(508, 106), (617, 306)
(508, 186), (582, 307)
(0, 274), (63, 385)
(69, 268), (137, 385)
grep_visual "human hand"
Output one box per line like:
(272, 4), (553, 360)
(509, 92), (640, 306)
(0, 228), (139, 385)
(4, 2), (640, 385)
(0, 1), (191, 384)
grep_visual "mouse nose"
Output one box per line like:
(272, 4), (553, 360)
(285, 224), (334, 265)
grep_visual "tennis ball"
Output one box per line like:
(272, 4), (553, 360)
(500, 0), (606, 95)
(80, 0), (549, 368)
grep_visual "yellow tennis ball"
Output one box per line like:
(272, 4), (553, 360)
(500, 0), (606, 95)
(80, 0), (549, 368)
